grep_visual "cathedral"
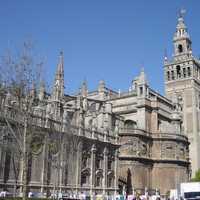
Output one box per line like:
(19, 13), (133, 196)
(0, 12), (199, 197)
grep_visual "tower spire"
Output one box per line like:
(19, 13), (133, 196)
(80, 79), (88, 97)
(173, 9), (192, 58)
(174, 9), (188, 38)
(164, 48), (168, 62)
(52, 51), (65, 101)
(39, 80), (45, 101)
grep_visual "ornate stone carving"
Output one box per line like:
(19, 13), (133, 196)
(138, 141), (147, 156)
(161, 142), (176, 159)
(30, 134), (44, 155)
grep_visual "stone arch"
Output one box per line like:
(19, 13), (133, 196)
(178, 44), (183, 53)
(126, 168), (133, 195)
(124, 120), (137, 129)
(95, 169), (103, 187)
(167, 71), (170, 81)
(187, 67), (191, 77)
(107, 170), (114, 188)
(176, 65), (181, 78)
(81, 168), (91, 186)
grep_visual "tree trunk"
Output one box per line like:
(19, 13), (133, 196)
(13, 184), (17, 198)
(12, 156), (17, 197)
(22, 118), (28, 200)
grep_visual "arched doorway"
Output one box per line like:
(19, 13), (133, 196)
(126, 168), (133, 195)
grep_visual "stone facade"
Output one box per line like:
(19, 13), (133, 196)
(164, 12), (200, 176)
(108, 70), (190, 195)
(0, 13), (192, 196)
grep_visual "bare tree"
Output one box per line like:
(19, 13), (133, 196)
(0, 126), (21, 197)
(47, 120), (81, 199)
(0, 41), (44, 200)
(0, 42), (82, 199)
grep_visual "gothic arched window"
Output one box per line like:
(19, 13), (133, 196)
(96, 176), (102, 187)
(107, 177), (113, 188)
(81, 175), (87, 185)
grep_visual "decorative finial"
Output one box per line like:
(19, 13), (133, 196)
(80, 78), (88, 97)
(83, 77), (87, 85)
(98, 79), (105, 93)
(140, 61), (144, 72)
(164, 48), (168, 61)
(178, 8), (186, 18)
(118, 89), (121, 97)
(82, 79), (87, 90)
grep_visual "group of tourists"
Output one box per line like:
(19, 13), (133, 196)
(67, 192), (162, 200)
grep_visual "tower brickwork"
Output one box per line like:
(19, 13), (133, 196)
(164, 11), (200, 176)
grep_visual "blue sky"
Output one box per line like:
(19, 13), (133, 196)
(0, 1), (200, 95)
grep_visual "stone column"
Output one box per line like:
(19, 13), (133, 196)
(103, 147), (108, 195)
(180, 67), (183, 78)
(114, 120), (119, 144)
(59, 141), (64, 192)
(143, 85), (146, 97)
(0, 149), (5, 182)
(62, 106), (68, 132)
(105, 102), (112, 128)
(101, 104), (105, 129)
(92, 113), (97, 138)
(174, 67), (177, 79)
(75, 141), (82, 194)
(0, 146), (2, 180)
(114, 150), (119, 196)
(40, 140), (47, 193)
(78, 109), (84, 136)
(19, 158), (24, 195)
(151, 107), (158, 133)
(90, 144), (96, 197)
(146, 87), (149, 98)
(192, 85), (200, 174)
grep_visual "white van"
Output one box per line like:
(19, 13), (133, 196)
(180, 182), (200, 200)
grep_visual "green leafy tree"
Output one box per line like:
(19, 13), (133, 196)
(191, 169), (200, 182)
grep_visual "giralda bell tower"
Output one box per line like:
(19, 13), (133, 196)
(164, 10), (200, 177)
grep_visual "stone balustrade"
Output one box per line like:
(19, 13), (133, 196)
(119, 128), (188, 142)
(0, 104), (118, 145)
(152, 132), (188, 141)
(119, 128), (151, 138)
